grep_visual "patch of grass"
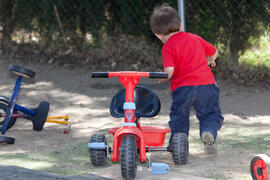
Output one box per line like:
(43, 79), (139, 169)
(0, 141), (113, 176)
(232, 176), (251, 180)
(208, 174), (227, 180)
(219, 126), (270, 155)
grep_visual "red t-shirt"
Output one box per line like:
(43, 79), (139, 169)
(162, 32), (216, 91)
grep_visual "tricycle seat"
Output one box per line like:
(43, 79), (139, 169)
(110, 86), (161, 118)
(9, 64), (35, 79)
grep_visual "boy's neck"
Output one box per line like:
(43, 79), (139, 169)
(163, 30), (181, 43)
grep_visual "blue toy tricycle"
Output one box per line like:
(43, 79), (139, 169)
(0, 64), (50, 144)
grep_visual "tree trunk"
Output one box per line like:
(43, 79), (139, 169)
(0, 0), (16, 51)
(229, 39), (240, 66)
(229, 48), (240, 65)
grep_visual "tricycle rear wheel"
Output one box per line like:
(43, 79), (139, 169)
(89, 134), (107, 166)
(172, 133), (189, 165)
(121, 134), (137, 180)
(32, 101), (50, 131)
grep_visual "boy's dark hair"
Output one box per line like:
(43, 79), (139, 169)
(150, 4), (181, 35)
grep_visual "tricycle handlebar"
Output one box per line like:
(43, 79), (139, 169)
(92, 71), (168, 79)
(149, 72), (168, 79)
(92, 72), (109, 78)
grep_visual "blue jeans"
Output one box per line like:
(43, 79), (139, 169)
(169, 84), (224, 144)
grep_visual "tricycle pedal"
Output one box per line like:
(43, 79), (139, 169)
(151, 162), (169, 175)
(88, 142), (107, 150)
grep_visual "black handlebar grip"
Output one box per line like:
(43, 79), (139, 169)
(149, 72), (168, 79)
(92, 72), (109, 78)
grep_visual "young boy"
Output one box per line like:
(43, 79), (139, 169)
(150, 4), (224, 155)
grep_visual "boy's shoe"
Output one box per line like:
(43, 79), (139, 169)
(201, 131), (217, 156)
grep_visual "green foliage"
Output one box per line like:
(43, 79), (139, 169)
(0, 0), (179, 46)
(0, 0), (16, 48)
(0, 141), (113, 176)
(186, 0), (270, 64)
(83, 35), (163, 71)
(105, 0), (177, 38)
(1, 0), (268, 54)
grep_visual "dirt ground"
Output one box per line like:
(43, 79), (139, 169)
(0, 55), (270, 180)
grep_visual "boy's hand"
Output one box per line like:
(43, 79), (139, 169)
(208, 60), (216, 67)
(207, 49), (218, 67)
(157, 67), (174, 83)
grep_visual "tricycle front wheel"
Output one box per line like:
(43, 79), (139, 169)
(121, 134), (137, 180)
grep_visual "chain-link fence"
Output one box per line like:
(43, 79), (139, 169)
(0, 0), (269, 72)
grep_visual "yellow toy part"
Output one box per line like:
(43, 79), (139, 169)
(46, 115), (70, 134)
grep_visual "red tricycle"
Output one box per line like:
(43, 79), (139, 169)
(88, 71), (189, 180)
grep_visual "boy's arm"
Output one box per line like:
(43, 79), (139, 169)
(207, 49), (218, 67)
(197, 35), (218, 67)
(158, 67), (174, 83)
